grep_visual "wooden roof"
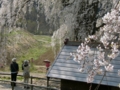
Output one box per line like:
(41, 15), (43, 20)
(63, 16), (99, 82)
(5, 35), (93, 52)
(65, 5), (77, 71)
(47, 41), (120, 87)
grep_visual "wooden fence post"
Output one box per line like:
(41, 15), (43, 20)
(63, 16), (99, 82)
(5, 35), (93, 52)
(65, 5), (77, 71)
(31, 76), (33, 90)
(47, 77), (49, 90)
(12, 82), (14, 90)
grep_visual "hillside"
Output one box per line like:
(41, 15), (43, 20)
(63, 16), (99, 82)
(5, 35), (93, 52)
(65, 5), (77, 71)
(0, 29), (58, 73)
(6, 29), (37, 64)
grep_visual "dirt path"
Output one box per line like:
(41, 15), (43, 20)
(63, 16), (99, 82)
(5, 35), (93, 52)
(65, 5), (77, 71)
(0, 83), (23, 90)
(0, 74), (60, 90)
(0, 71), (60, 90)
(0, 72), (47, 90)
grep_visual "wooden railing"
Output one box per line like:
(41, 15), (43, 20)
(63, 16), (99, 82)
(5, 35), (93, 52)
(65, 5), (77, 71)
(0, 72), (59, 90)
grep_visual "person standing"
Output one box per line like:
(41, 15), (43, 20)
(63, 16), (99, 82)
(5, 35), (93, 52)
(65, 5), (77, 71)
(10, 58), (19, 87)
(22, 60), (30, 89)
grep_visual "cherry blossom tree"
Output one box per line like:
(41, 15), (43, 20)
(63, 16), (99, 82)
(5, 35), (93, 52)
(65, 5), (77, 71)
(70, 2), (120, 83)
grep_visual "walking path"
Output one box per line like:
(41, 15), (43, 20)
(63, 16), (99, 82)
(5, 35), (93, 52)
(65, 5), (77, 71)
(0, 83), (23, 90)
(0, 72), (47, 90)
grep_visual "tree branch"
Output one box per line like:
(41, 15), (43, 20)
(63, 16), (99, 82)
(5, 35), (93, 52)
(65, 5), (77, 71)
(94, 71), (107, 90)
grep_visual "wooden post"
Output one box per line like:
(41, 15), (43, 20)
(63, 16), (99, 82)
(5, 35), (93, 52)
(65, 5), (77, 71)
(31, 85), (33, 90)
(12, 82), (14, 90)
(31, 76), (33, 90)
(47, 77), (50, 87)
(47, 77), (50, 90)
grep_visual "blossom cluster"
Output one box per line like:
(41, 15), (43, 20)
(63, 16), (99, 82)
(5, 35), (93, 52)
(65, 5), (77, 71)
(71, 2), (120, 83)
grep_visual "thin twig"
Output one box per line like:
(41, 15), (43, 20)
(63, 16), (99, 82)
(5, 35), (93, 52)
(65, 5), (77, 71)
(94, 71), (107, 90)
(114, 1), (120, 9)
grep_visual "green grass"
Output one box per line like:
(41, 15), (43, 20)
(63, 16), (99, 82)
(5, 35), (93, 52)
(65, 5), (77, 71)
(17, 35), (51, 60)
(33, 35), (51, 43)
(17, 44), (48, 71)
(16, 35), (52, 71)
(18, 44), (47, 61)
(0, 75), (23, 81)
(8, 29), (24, 36)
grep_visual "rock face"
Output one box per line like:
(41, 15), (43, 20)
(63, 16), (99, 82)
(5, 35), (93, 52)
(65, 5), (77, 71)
(71, 0), (115, 41)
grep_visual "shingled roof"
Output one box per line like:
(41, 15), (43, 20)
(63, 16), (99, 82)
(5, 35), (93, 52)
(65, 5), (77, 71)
(47, 41), (120, 87)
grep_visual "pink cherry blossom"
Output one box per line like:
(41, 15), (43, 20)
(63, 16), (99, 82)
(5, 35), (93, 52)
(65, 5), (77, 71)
(71, 2), (120, 83)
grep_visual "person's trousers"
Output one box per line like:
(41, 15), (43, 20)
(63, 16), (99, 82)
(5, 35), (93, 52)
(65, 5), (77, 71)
(24, 77), (29, 88)
(11, 73), (17, 86)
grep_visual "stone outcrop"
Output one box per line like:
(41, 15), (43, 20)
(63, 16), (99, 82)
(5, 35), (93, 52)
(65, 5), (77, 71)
(73, 0), (117, 41)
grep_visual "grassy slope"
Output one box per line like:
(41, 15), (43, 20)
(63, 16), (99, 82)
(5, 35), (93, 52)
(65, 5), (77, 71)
(18, 35), (51, 62)
(6, 29), (36, 64)
(16, 35), (54, 72)
(3, 29), (57, 73)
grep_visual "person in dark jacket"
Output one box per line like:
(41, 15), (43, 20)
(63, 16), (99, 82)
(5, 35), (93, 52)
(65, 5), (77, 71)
(10, 58), (19, 86)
